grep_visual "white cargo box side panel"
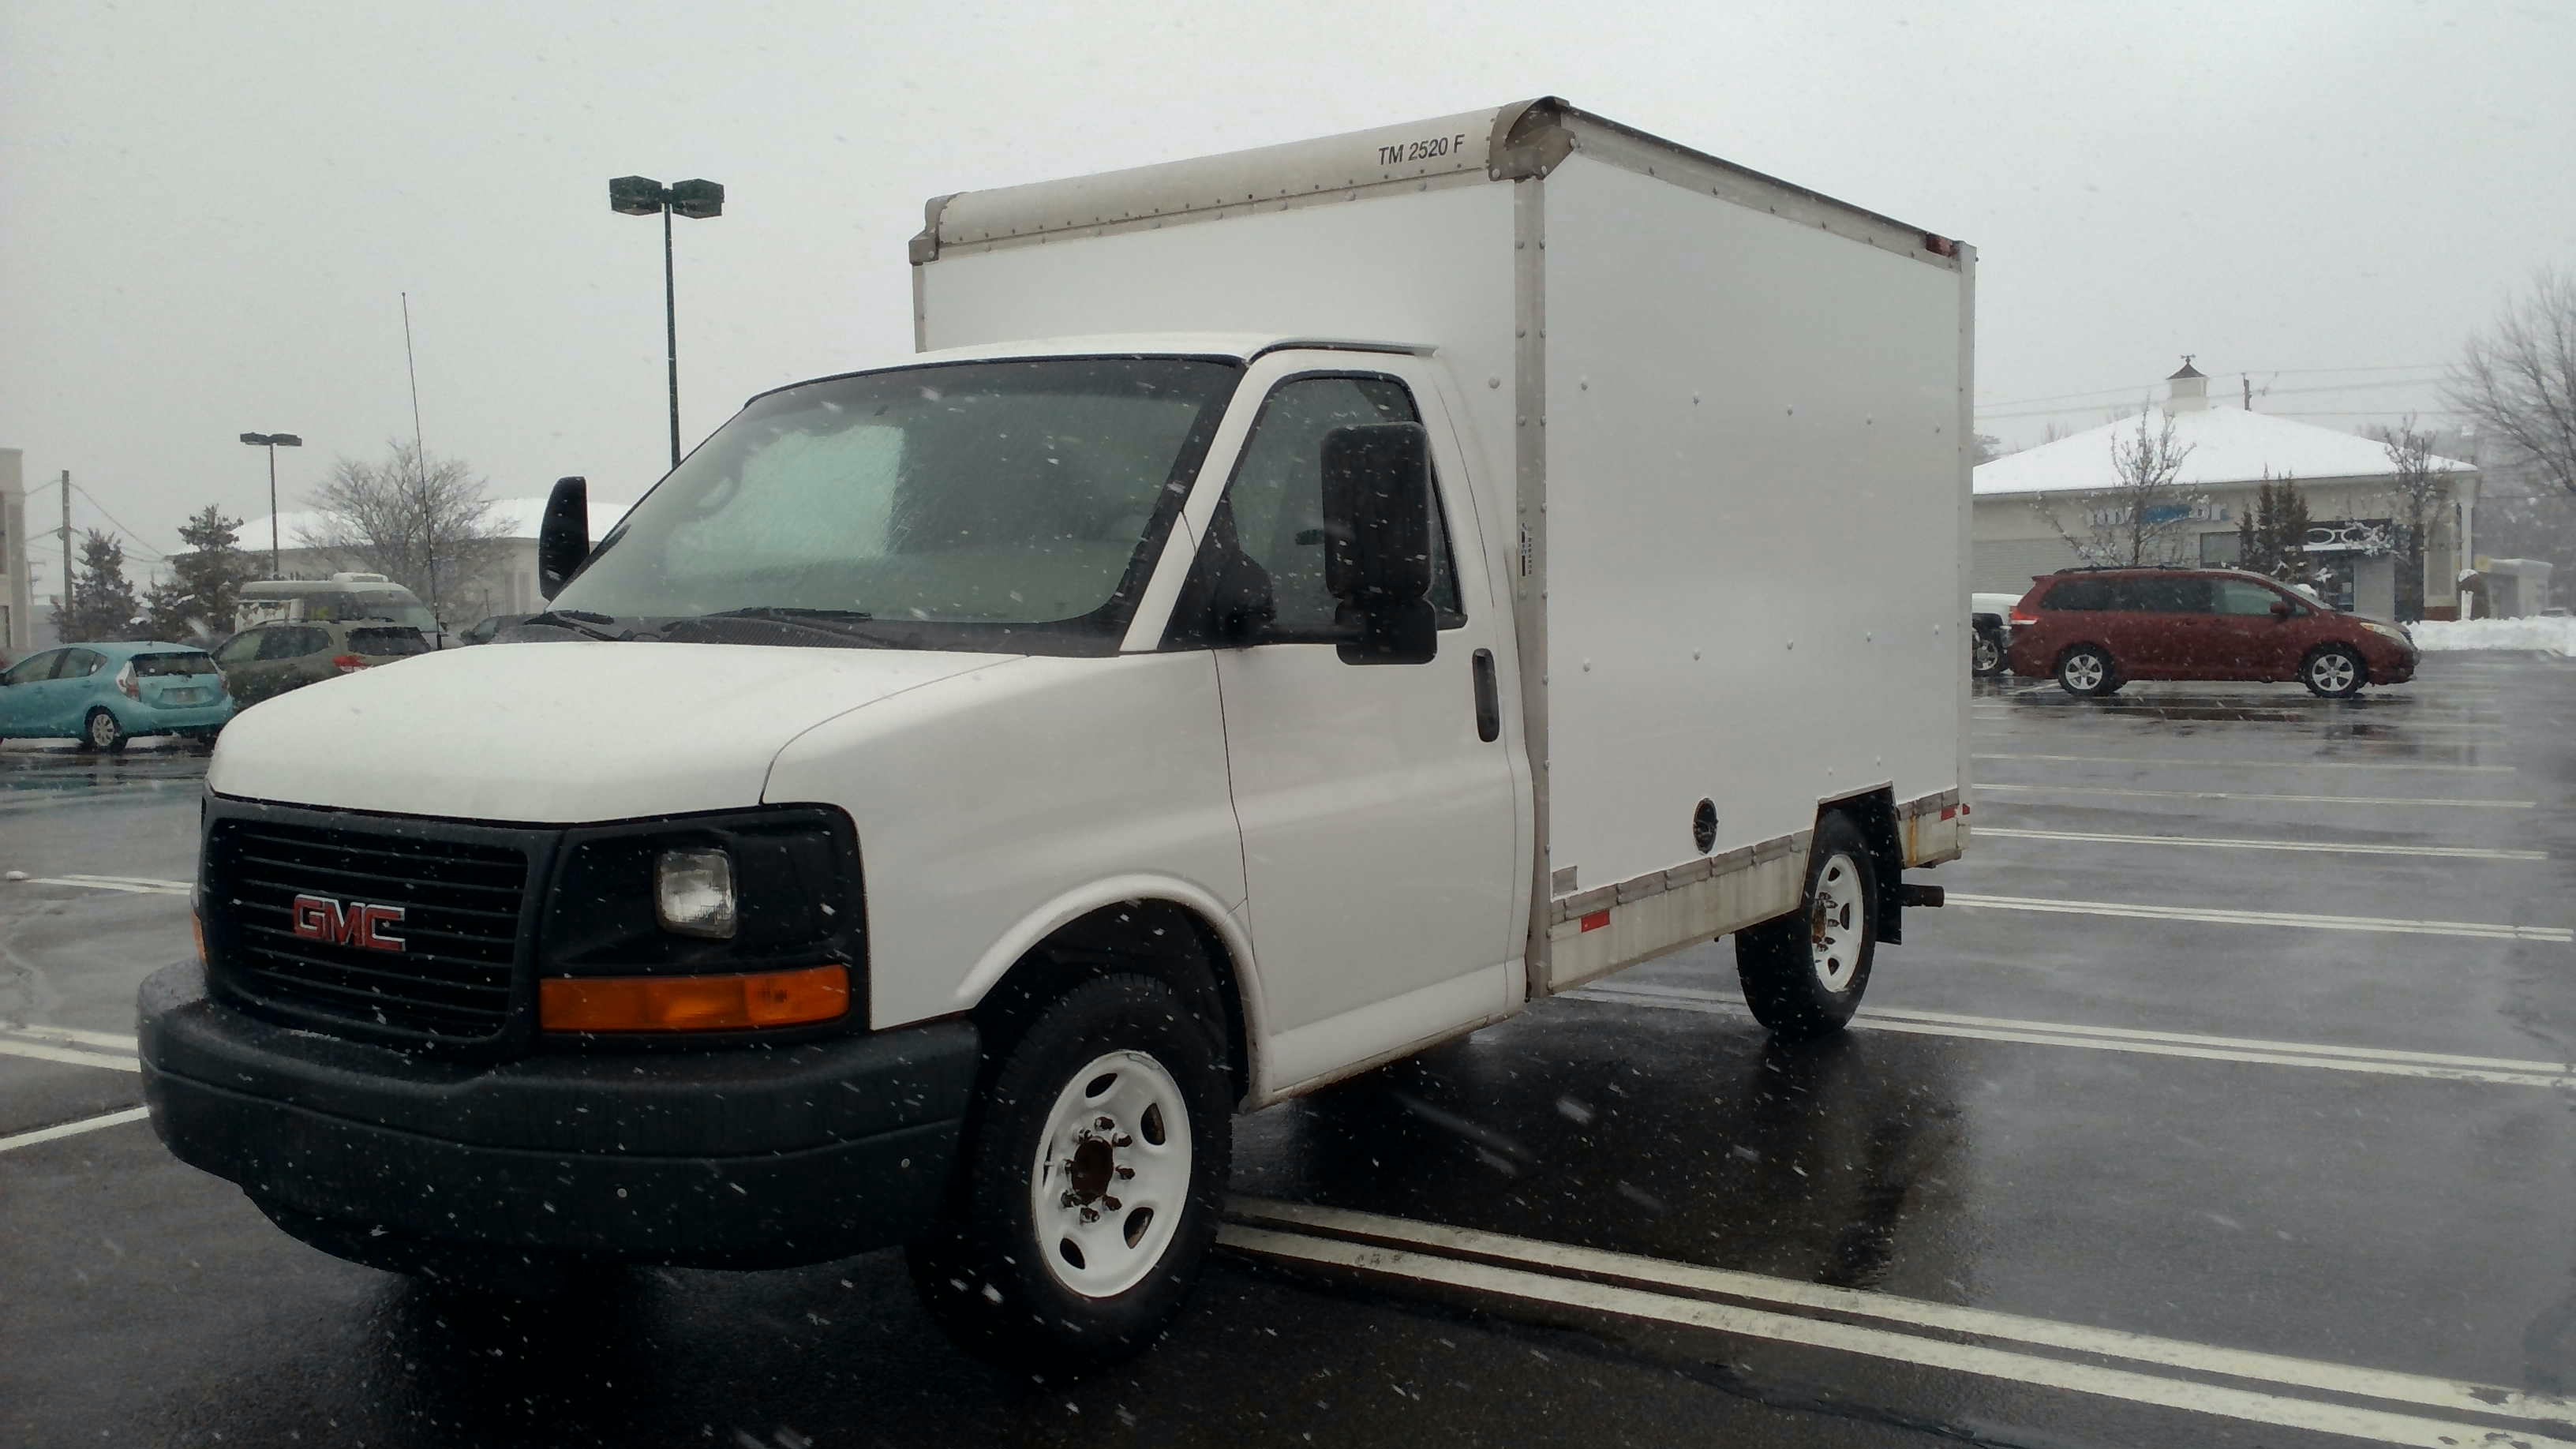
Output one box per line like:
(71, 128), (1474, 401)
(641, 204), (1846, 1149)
(914, 184), (1522, 502)
(1538, 153), (1968, 984)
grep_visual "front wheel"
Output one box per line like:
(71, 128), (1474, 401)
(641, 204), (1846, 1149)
(1735, 812), (1879, 1039)
(80, 709), (129, 752)
(908, 974), (1231, 1368)
(2302, 646), (2365, 698)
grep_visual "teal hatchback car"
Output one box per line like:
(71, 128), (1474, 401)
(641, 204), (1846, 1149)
(0, 642), (236, 751)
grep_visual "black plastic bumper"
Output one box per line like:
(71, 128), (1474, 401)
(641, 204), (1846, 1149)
(138, 961), (979, 1269)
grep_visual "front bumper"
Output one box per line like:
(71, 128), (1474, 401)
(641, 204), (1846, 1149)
(139, 960), (979, 1268)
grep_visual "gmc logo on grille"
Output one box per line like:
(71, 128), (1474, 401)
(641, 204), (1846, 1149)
(290, 894), (407, 953)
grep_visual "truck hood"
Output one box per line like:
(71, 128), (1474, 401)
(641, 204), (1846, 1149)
(208, 642), (1014, 823)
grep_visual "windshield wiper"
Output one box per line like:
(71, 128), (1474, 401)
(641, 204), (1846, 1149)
(676, 607), (911, 648)
(519, 609), (652, 642)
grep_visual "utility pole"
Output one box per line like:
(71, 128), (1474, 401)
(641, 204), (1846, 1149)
(403, 292), (436, 627)
(59, 470), (73, 631)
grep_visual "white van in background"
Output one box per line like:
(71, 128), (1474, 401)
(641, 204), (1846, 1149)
(234, 575), (444, 643)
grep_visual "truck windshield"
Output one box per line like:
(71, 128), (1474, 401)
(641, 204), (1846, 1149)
(553, 357), (1241, 652)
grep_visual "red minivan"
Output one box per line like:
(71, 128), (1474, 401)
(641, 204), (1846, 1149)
(2005, 567), (2418, 698)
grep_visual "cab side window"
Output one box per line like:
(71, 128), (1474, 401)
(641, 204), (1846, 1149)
(1206, 375), (1464, 639)
(257, 628), (313, 662)
(62, 649), (107, 677)
(214, 633), (262, 666)
(2, 650), (63, 685)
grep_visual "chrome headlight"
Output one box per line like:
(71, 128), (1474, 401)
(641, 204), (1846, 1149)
(2363, 620), (2409, 644)
(655, 848), (738, 939)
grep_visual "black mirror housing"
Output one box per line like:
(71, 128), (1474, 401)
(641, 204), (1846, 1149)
(537, 476), (590, 600)
(1321, 423), (1436, 665)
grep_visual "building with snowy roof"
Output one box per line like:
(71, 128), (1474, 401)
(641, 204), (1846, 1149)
(1972, 363), (2479, 619)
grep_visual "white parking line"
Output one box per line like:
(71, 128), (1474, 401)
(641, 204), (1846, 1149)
(1569, 983), (2576, 1089)
(1977, 782), (2537, 809)
(1975, 826), (2548, 861)
(0, 1036), (141, 1073)
(1975, 752), (2513, 773)
(4, 1024), (141, 1052)
(1221, 1207), (2576, 1446)
(17, 874), (192, 896)
(1947, 891), (2571, 942)
(0, 1106), (152, 1155)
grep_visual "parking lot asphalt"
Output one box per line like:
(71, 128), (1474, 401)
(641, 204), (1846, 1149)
(4, 652), (2573, 1448)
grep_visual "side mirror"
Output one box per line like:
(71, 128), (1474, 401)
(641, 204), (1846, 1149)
(537, 476), (590, 600)
(2270, 601), (2294, 619)
(1320, 423), (1436, 665)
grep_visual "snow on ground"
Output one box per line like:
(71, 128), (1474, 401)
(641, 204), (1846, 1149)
(2411, 616), (2576, 655)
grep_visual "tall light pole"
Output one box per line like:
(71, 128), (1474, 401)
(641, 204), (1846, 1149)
(610, 175), (724, 469)
(239, 432), (304, 578)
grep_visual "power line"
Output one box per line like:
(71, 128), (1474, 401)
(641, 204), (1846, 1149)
(1975, 361), (2453, 412)
(1979, 376), (2451, 421)
(62, 481), (170, 562)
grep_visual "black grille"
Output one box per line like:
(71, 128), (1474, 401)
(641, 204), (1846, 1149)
(206, 817), (534, 1043)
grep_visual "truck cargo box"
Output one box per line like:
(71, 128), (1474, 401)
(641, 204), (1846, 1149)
(913, 98), (1971, 996)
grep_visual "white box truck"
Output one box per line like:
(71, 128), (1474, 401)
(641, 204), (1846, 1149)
(140, 99), (1972, 1363)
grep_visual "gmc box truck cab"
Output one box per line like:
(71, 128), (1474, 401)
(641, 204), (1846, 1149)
(140, 99), (1974, 1363)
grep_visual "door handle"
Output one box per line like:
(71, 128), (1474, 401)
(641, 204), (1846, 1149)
(1471, 648), (1500, 743)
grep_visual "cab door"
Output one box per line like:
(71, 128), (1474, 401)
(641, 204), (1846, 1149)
(1170, 358), (1520, 1091)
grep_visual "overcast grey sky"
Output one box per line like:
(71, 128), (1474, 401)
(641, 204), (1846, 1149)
(4, 0), (2569, 581)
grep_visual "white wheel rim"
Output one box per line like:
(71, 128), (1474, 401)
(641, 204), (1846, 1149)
(90, 714), (116, 747)
(1809, 852), (1865, 992)
(2064, 654), (2104, 691)
(1029, 1049), (1192, 1299)
(2312, 653), (2355, 692)
(1975, 636), (2001, 671)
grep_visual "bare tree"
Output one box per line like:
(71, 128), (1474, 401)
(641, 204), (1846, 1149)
(298, 440), (509, 618)
(2448, 268), (2576, 495)
(2374, 415), (2458, 621)
(2032, 408), (2205, 567)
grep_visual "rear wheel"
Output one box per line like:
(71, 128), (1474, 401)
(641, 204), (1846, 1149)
(2302, 645), (2365, 698)
(908, 973), (1230, 1368)
(80, 709), (129, 752)
(1735, 812), (1878, 1039)
(1972, 627), (2005, 676)
(2055, 646), (2120, 697)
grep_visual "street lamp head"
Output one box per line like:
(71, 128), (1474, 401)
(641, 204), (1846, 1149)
(609, 174), (668, 215)
(271, 434), (302, 447)
(668, 178), (724, 220)
(240, 432), (270, 446)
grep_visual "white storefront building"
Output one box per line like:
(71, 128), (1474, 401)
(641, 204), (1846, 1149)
(1972, 365), (2478, 619)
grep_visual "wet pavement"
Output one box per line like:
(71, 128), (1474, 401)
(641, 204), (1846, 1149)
(5, 653), (2574, 1447)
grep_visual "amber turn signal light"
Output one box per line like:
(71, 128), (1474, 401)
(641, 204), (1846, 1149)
(539, 965), (849, 1032)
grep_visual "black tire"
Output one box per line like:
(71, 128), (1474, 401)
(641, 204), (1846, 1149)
(1972, 627), (2005, 677)
(908, 973), (1231, 1368)
(2301, 645), (2366, 699)
(251, 1199), (606, 1297)
(1735, 812), (1879, 1040)
(80, 708), (129, 752)
(2054, 645), (2120, 698)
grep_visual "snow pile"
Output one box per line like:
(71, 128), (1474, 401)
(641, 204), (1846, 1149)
(2411, 616), (2576, 655)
